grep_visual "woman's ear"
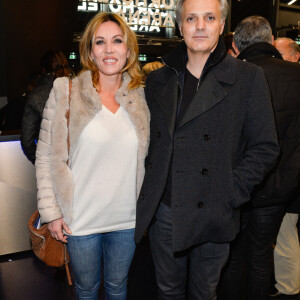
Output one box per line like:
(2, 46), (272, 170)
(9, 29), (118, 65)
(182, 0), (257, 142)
(90, 52), (95, 61)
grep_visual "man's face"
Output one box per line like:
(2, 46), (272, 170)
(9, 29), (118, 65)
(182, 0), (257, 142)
(274, 39), (299, 63)
(180, 0), (225, 57)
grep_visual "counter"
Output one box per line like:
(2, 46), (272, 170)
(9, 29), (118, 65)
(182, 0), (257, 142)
(0, 135), (37, 255)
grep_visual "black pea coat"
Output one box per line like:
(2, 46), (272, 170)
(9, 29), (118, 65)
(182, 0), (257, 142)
(135, 40), (279, 252)
(238, 42), (300, 214)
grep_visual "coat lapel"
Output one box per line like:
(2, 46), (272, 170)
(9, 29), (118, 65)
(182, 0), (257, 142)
(153, 74), (178, 139)
(177, 55), (236, 128)
(116, 73), (150, 160)
(177, 72), (227, 128)
(68, 71), (101, 159)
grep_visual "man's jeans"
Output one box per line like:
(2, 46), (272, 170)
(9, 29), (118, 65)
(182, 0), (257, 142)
(219, 204), (286, 300)
(149, 202), (229, 300)
(67, 229), (135, 300)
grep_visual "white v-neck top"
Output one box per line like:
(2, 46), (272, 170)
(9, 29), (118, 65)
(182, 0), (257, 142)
(69, 105), (138, 236)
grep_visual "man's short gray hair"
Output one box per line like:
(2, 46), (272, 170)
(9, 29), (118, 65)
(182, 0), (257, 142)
(233, 16), (273, 53)
(176, 0), (228, 27)
(275, 37), (300, 55)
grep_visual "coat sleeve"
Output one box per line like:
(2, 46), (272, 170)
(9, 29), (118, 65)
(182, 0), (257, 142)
(35, 88), (63, 223)
(232, 67), (279, 208)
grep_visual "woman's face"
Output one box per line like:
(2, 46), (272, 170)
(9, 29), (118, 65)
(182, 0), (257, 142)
(91, 21), (130, 77)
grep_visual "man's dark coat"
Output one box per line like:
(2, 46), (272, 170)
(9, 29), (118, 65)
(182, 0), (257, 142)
(21, 74), (55, 163)
(135, 39), (279, 252)
(238, 42), (300, 213)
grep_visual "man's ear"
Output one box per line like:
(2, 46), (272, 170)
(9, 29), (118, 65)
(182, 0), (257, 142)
(179, 26), (183, 36)
(220, 21), (225, 35)
(232, 41), (240, 56)
(228, 49), (237, 58)
(271, 35), (275, 45)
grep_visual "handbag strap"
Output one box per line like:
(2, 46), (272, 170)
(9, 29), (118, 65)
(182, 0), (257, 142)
(64, 244), (72, 285)
(66, 79), (72, 165)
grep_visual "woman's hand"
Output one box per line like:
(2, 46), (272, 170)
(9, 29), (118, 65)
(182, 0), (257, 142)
(48, 218), (72, 243)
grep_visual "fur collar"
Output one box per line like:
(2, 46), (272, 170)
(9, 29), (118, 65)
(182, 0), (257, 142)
(68, 70), (149, 159)
(77, 70), (132, 113)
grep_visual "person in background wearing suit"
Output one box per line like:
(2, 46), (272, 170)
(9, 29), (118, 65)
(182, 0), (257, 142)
(219, 16), (300, 300)
(271, 36), (300, 299)
(134, 0), (279, 299)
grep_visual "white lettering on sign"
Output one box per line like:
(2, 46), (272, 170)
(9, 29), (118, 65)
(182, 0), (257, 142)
(77, 0), (176, 33)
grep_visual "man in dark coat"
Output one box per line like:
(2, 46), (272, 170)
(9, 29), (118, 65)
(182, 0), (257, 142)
(134, 0), (279, 298)
(219, 16), (300, 300)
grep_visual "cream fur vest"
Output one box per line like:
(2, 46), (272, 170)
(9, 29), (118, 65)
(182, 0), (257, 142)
(35, 71), (150, 225)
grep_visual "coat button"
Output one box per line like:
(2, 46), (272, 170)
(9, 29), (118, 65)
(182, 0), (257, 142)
(203, 134), (210, 141)
(201, 168), (208, 175)
(197, 202), (204, 208)
(140, 194), (145, 200)
(148, 163), (152, 169)
(156, 131), (161, 138)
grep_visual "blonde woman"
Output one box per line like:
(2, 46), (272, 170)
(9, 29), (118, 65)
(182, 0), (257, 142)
(35, 12), (150, 300)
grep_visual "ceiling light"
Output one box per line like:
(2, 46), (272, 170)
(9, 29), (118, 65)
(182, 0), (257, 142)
(288, 0), (297, 5)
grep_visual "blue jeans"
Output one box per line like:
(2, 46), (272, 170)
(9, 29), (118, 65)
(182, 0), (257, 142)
(67, 229), (135, 300)
(149, 202), (230, 300)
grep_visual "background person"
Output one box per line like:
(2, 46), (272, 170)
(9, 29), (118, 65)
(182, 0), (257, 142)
(134, 0), (279, 299)
(274, 37), (300, 63)
(271, 37), (300, 298)
(35, 12), (150, 300)
(219, 16), (300, 300)
(21, 50), (72, 164)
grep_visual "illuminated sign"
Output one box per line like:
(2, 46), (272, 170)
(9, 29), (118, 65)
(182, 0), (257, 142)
(77, 0), (176, 34)
(138, 54), (147, 61)
(69, 52), (77, 59)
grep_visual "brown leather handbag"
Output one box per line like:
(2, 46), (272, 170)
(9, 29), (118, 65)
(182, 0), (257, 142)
(28, 79), (73, 285)
(28, 210), (70, 267)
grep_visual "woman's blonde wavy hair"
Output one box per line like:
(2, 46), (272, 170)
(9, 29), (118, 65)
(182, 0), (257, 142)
(80, 12), (143, 91)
